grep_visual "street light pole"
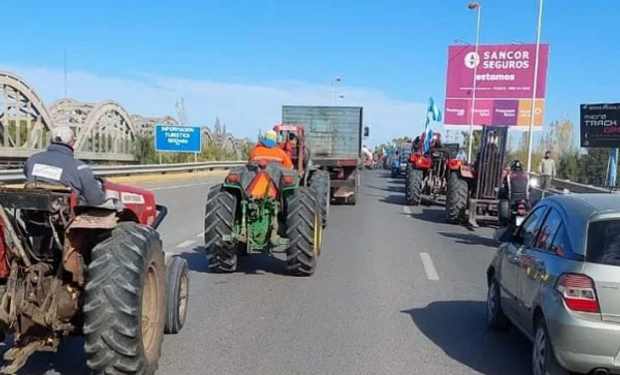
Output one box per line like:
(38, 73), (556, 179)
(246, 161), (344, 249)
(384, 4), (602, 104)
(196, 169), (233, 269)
(526, 0), (544, 173)
(467, 2), (481, 163)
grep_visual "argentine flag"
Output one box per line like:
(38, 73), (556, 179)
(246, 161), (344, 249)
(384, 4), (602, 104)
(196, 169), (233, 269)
(423, 97), (443, 153)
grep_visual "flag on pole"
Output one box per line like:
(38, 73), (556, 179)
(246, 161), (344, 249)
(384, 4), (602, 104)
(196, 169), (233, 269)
(423, 97), (443, 152)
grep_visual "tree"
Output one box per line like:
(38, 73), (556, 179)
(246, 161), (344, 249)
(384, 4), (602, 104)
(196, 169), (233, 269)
(461, 130), (482, 158)
(579, 148), (608, 185)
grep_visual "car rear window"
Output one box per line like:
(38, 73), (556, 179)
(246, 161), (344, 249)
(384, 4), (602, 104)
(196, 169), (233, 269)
(587, 220), (620, 266)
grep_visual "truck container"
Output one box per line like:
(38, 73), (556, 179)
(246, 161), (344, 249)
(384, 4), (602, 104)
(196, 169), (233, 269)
(282, 105), (366, 204)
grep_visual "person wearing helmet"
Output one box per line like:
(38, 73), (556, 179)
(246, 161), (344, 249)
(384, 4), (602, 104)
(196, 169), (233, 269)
(501, 159), (530, 206)
(248, 130), (294, 169)
(24, 125), (105, 206)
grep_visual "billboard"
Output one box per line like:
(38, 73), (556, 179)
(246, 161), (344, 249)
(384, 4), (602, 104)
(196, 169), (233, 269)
(155, 125), (202, 153)
(444, 44), (549, 128)
(580, 103), (620, 148)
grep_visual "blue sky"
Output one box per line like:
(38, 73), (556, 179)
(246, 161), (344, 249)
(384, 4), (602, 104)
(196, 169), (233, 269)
(2, 0), (618, 145)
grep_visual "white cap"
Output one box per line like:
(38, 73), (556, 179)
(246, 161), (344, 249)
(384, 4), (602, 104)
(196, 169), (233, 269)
(51, 126), (75, 145)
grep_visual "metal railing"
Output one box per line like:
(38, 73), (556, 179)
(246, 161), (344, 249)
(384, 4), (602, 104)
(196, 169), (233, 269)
(0, 161), (246, 183)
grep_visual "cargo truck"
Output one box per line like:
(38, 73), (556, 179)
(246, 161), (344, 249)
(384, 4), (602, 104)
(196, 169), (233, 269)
(282, 105), (368, 205)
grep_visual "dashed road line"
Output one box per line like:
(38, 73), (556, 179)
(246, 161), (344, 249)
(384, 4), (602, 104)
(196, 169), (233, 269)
(176, 240), (196, 248)
(419, 253), (440, 281)
(196, 232), (204, 237)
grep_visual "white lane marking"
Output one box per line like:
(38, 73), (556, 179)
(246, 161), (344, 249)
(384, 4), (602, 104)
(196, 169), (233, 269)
(196, 232), (204, 237)
(419, 253), (440, 281)
(150, 182), (214, 191)
(403, 206), (413, 215)
(176, 240), (196, 248)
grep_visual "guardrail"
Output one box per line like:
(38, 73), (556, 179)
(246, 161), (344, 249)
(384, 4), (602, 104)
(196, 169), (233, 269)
(0, 161), (246, 183)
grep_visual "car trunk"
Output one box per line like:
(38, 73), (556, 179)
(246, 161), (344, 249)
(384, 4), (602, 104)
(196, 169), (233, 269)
(585, 219), (620, 323)
(584, 263), (620, 323)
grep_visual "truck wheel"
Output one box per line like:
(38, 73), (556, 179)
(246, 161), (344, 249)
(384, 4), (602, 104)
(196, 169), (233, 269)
(164, 256), (189, 334)
(498, 199), (510, 226)
(84, 222), (165, 375)
(204, 188), (238, 273)
(446, 171), (468, 223)
(406, 169), (423, 206)
(309, 170), (330, 228)
(286, 187), (323, 276)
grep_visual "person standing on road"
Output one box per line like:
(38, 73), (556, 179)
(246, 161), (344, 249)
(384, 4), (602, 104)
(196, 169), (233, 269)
(24, 126), (105, 206)
(538, 151), (556, 190)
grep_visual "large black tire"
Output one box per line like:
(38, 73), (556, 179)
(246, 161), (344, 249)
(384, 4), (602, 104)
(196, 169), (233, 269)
(164, 255), (189, 334)
(498, 199), (510, 226)
(406, 169), (423, 206)
(84, 222), (166, 375)
(204, 188), (238, 273)
(308, 170), (330, 228)
(446, 171), (468, 223)
(286, 187), (323, 276)
(533, 317), (570, 375)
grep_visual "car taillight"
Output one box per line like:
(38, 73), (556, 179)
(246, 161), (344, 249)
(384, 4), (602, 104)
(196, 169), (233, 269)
(556, 274), (600, 313)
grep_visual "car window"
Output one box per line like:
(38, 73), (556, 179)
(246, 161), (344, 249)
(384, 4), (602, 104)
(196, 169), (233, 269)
(534, 208), (563, 251)
(519, 206), (546, 247)
(549, 223), (570, 258)
(587, 220), (620, 266)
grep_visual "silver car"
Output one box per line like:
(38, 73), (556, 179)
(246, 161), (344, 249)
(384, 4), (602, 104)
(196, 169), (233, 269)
(487, 194), (620, 375)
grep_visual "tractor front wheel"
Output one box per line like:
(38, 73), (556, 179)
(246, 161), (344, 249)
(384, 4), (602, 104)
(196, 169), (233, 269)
(204, 187), (238, 273)
(84, 222), (166, 375)
(406, 169), (423, 206)
(286, 187), (323, 276)
(446, 171), (468, 223)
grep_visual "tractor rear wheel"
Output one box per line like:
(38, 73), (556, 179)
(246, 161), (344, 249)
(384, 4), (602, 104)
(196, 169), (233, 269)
(204, 187), (238, 273)
(446, 171), (468, 223)
(84, 222), (165, 375)
(406, 169), (423, 206)
(309, 170), (330, 228)
(286, 187), (323, 276)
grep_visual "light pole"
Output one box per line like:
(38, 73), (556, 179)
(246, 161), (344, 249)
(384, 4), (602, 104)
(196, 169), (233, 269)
(526, 0), (544, 173)
(331, 77), (342, 105)
(467, 2), (481, 163)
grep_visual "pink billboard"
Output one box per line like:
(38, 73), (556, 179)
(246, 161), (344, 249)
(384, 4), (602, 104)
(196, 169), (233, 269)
(445, 44), (549, 127)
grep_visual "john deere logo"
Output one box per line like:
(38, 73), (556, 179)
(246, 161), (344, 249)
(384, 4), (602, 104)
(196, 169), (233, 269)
(464, 51), (480, 69)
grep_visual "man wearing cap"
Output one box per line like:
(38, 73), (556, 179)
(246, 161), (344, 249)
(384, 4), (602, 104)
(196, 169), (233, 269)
(24, 126), (105, 206)
(249, 130), (294, 169)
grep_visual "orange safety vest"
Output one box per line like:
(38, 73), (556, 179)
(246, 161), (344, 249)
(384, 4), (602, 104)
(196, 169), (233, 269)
(249, 144), (294, 169)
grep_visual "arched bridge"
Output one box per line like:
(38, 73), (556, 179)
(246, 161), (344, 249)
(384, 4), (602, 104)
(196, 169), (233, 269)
(0, 71), (249, 163)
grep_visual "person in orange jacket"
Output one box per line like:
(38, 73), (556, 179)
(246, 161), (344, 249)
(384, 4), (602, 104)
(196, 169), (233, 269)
(249, 130), (294, 169)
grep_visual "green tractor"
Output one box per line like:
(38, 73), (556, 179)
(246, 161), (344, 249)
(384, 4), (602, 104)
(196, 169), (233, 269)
(204, 161), (324, 276)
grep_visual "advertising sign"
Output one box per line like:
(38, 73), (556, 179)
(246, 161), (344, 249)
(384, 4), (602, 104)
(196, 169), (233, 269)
(580, 103), (620, 148)
(155, 125), (202, 153)
(444, 44), (549, 128)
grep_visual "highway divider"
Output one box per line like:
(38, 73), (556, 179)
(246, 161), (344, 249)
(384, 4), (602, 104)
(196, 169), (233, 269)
(0, 161), (246, 183)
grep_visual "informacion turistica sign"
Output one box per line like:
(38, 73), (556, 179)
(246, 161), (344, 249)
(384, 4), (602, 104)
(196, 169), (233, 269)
(155, 125), (202, 153)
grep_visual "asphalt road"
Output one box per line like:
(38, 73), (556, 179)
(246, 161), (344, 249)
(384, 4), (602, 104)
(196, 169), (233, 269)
(10, 170), (535, 375)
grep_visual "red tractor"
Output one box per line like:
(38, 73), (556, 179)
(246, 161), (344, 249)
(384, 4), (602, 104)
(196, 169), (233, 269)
(0, 180), (188, 374)
(273, 124), (330, 228)
(405, 132), (462, 206)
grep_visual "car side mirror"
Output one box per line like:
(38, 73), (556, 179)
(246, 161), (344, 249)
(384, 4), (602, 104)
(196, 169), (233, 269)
(363, 126), (370, 138)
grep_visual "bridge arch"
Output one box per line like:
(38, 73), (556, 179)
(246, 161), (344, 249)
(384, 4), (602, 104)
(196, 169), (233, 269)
(0, 71), (54, 149)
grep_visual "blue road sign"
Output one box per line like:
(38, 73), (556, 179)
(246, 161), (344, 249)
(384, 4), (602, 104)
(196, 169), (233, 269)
(155, 125), (202, 153)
